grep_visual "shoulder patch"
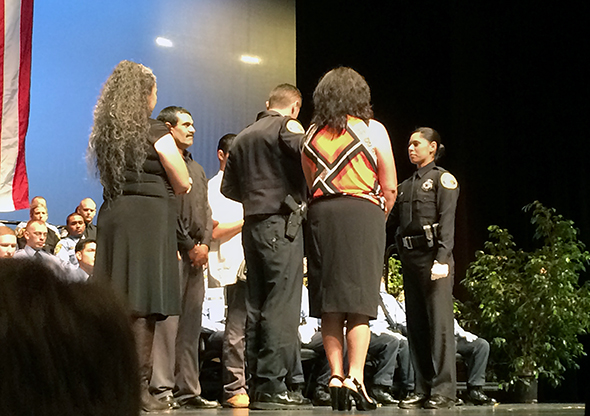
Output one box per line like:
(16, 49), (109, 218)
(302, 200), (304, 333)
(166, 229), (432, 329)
(440, 172), (458, 190)
(286, 119), (305, 134)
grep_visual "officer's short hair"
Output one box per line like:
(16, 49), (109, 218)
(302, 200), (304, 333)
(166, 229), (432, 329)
(268, 84), (302, 109)
(66, 212), (83, 225)
(157, 106), (192, 127)
(0, 226), (15, 237)
(217, 134), (237, 154)
(75, 238), (96, 253)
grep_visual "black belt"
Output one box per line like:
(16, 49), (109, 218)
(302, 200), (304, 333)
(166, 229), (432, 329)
(399, 234), (429, 250)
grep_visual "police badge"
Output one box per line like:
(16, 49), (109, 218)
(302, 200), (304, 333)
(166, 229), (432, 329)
(421, 179), (434, 191)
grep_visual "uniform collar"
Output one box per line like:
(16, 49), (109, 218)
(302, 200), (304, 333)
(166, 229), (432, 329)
(256, 109), (283, 121)
(415, 161), (436, 179)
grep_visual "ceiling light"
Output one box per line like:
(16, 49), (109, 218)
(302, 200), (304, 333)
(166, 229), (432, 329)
(240, 55), (261, 64)
(156, 37), (173, 48)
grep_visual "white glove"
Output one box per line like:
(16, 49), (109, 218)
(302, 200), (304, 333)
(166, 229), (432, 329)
(431, 261), (449, 280)
(464, 332), (478, 342)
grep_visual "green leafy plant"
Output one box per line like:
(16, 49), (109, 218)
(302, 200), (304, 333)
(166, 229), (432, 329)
(386, 255), (404, 298)
(461, 201), (590, 388)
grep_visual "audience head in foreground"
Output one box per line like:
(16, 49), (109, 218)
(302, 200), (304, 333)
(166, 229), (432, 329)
(0, 259), (140, 416)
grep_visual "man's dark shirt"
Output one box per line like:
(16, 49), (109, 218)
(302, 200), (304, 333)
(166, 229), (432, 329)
(177, 151), (213, 252)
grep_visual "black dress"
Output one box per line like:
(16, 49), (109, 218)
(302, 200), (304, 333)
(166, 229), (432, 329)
(94, 119), (180, 316)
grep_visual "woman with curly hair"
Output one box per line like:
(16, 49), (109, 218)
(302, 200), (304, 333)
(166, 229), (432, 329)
(302, 67), (398, 411)
(88, 60), (190, 412)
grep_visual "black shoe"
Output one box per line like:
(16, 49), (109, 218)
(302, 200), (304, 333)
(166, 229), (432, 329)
(288, 388), (312, 405)
(141, 388), (169, 412)
(178, 395), (220, 408)
(396, 388), (413, 401)
(159, 394), (180, 409)
(424, 394), (456, 409)
(312, 384), (332, 406)
(250, 390), (313, 410)
(399, 392), (428, 409)
(467, 387), (497, 406)
(369, 385), (398, 406)
(343, 377), (377, 411)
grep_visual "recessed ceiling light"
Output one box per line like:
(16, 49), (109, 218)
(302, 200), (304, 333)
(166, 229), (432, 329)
(240, 55), (261, 64)
(156, 37), (173, 47)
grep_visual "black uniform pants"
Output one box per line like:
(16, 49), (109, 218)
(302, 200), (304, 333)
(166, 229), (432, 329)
(242, 214), (304, 395)
(400, 247), (456, 399)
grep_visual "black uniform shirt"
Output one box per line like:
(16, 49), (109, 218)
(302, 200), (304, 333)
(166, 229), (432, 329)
(176, 150), (213, 252)
(221, 110), (306, 217)
(395, 161), (459, 264)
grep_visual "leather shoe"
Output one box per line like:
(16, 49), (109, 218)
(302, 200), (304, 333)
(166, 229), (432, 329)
(159, 394), (180, 409)
(178, 395), (220, 408)
(399, 392), (428, 409)
(369, 385), (398, 406)
(223, 393), (250, 408)
(424, 394), (456, 409)
(141, 389), (169, 412)
(467, 387), (497, 406)
(250, 390), (313, 410)
(312, 384), (332, 406)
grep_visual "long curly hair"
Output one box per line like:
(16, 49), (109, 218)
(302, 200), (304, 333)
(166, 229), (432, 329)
(311, 67), (373, 134)
(88, 60), (155, 201)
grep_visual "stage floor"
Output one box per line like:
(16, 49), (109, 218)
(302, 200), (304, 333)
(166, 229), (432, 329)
(145, 403), (585, 415)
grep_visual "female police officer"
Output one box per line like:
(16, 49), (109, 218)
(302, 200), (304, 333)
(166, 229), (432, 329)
(393, 127), (459, 409)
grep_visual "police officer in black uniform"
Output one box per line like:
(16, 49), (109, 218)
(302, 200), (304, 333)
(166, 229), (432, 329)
(391, 127), (459, 409)
(221, 84), (309, 410)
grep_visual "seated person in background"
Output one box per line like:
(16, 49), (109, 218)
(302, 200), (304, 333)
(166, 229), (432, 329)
(375, 282), (415, 401)
(13, 221), (81, 281)
(0, 258), (141, 416)
(201, 286), (227, 357)
(76, 197), (97, 239)
(71, 239), (96, 281)
(0, 227), (17, 258)
(454, 320), (497, 406)
(382, 278), (496, 406)
(55, 212), (86, 266)
(299, 285), (331, 406)
(16, 197), (60, 254)
(300, 284), (401, 407)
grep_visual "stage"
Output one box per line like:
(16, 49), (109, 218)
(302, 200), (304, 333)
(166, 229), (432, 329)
(145, 403), (585, 415)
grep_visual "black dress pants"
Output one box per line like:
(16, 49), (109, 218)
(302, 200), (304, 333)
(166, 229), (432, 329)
(242, 215), (304, 394)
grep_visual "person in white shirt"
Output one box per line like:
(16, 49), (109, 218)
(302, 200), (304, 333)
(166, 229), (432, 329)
(207, 133), (249, 409)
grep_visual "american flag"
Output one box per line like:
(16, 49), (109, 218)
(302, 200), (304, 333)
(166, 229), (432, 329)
(0, 0), (33, 212)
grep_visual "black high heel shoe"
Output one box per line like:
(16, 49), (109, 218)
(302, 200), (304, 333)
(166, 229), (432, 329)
(344, 377), (377, 411)
(328, 375), (350, 411)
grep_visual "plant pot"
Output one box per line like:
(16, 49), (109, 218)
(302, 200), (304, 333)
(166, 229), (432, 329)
(508, 377), (538, 404)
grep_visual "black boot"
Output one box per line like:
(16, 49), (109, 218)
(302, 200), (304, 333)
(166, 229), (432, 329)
(132, 316), (167, 412)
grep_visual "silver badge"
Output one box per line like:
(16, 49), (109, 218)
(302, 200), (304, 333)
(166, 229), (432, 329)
(421, 179), (434, 191)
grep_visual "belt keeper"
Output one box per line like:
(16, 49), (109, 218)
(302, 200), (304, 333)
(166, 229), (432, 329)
(402, 236), (413, 250)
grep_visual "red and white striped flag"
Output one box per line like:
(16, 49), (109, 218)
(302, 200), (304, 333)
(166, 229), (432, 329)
(0, 0), (33, 212)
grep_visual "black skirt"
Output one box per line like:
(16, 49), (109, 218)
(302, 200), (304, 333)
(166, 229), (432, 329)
(306, 195), (385, 319)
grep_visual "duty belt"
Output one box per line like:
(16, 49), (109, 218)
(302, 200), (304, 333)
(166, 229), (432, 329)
(401, 235), (429, 250)
(400, 223), (439, 250)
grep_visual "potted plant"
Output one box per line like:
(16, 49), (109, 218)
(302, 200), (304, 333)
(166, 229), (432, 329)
(460, 201), (590, 401)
